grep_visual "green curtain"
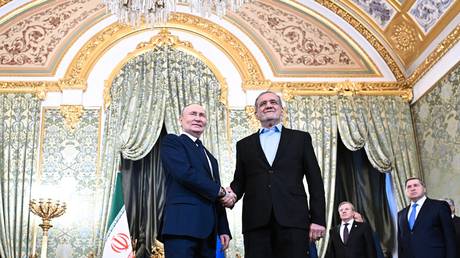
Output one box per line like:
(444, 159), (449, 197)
(286, 95), (338, 257)
(337, 96), (420, 209)
(0, 94), (41, 258)
(162, 46), (230, 168)
(99, 45), (230, 254)
(286, 95), (420, 258)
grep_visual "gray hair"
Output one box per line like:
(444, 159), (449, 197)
(254, 91), (283, 111)
(338, 201), (355, 211)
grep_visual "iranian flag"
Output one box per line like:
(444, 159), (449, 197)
(102, 172), (134, 258)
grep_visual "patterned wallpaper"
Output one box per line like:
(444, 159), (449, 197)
(225, 109), (254, 258)
(411, 61), (460, 208)
(34, 107), (104, 258)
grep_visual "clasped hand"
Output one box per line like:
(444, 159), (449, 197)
(219, 186), (237, 208)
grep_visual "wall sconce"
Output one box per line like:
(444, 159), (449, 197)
(29, 199), (66, 258)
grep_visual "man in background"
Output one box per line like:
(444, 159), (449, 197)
(444, 198), (460, 258)
(223, 91), (326, 258)
(160, 104), (231, 258)
(397, 177), (456, 258)
(326, 201), (376, 258)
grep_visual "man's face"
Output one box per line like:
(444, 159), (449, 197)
(405, 179), (426, 202)
(180, 104), (207, 138)
(338, 203), (355, 222)
(255, 92), (283, 125)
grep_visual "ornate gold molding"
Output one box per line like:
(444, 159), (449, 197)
(244, 106), (260, 131)
(0, 0), (11, 8)
(151, 240), (165, 258)
(391, 22), (417, 53)
(281, 81), (412, 101)
(103, 28), (228, 109)
(59, 105), (84, 131)
(166, 13), (264, 82)
(0, 81), (58, 99)
(315, 0), (405, 82)
(407, 24), (460, 87)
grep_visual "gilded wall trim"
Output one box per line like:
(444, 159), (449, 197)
(0, 81), (59, 99)
(4, 9), (450, 102)
(244, 80), (411, 101)
(59, 105), (84, 131)
(103, 29), (228, 109)
(407, 24), (460, 87)
(315, 0), (405, 82)
(0, 0), (12, 8)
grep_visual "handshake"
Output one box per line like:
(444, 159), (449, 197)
(218, 186), (237, 208)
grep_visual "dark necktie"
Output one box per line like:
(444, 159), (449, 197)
(343, 223), (349, 244)
(195, 139), (213, 179)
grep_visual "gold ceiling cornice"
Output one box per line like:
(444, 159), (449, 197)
(166, 13), (265, 82)
(4, 8), (455, 102)
(315, 0), (405, 82)
(244, 80), (412, 102)
(407, 24), (460, 87)
(0, 1), (11, 8)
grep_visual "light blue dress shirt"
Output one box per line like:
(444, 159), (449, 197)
(259, 124), (282, 166)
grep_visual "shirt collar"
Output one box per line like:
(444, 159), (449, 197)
(411, 195), (427, 207)
(182, 131), (198, 142)
(342, 219), (354, 226)
(259, 124), (282, 134)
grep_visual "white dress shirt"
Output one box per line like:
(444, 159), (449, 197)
(407, 195), (427, 221)
(340, 219), (354, 242)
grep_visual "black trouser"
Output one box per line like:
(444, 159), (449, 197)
(163, 233), (215, 258)
(243, 211), (309, 258)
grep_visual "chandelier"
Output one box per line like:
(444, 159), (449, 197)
(102, 0), (253, 27)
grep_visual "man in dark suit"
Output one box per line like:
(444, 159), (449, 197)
(325, 201), (376, 258)
(160, 104), (232, 258)
(397, 177), (456, 258)
(223, 91), (326, 258)
(444, 198), (460, 258)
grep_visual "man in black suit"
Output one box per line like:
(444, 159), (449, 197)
(160, 104), (232, 258)
(222, 91), (326, 258)
(444, 198), (460, 258)
(325, 201), (376, 258)
(397, 177), (456, 258)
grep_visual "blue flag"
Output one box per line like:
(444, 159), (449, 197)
(216, 236), (225, 258)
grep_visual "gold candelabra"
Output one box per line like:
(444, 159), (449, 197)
(29, 199), (66, 258)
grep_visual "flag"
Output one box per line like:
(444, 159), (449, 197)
(102, 172), (133, 258)
(216, 236), (225, 258)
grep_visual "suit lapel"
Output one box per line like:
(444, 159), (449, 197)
(272, 126), (291, 166)
(252, 132), (271, 167)
(180, 134), (212, 176)
(401, 206), (410, 231)
(347, 221), (360, 244)
(412, 198), (430, 230)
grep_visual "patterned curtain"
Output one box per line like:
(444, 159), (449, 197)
(0, 94), (41, 258)
(286, 95), (338, 258)
(337, 96), (420, 209)
(286, 95), (420, 257)
(99, 45), (230, 254)
(162, 46), (230, 168)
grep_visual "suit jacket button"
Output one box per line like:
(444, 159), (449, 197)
(268, 170), (274, 174)
(268, 184), (271, 188)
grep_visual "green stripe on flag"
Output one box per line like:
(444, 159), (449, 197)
(107, 172), (124, 227)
